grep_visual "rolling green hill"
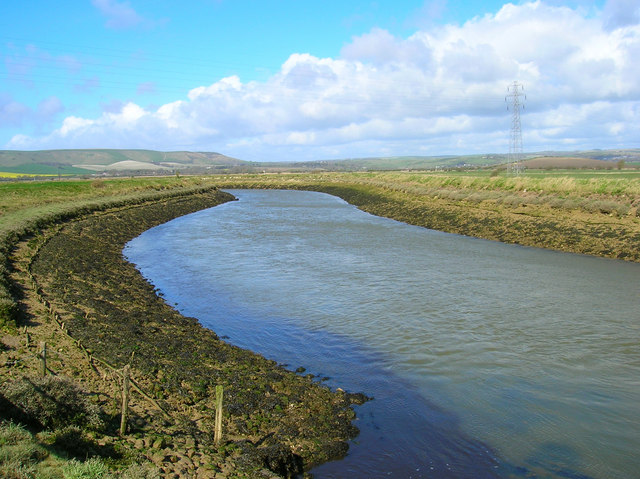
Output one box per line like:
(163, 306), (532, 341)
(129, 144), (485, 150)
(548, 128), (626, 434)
(281, 149), (640, 171)
(0, 149), (245, 175)
(1, 148), (638, 176)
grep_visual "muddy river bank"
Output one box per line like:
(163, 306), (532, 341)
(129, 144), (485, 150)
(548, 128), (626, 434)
(5, 188), (365, 478)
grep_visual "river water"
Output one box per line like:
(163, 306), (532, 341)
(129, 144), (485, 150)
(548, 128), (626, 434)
(124, 189), (640, 479)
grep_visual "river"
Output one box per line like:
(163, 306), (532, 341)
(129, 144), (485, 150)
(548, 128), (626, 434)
(124, 189), (640, 479)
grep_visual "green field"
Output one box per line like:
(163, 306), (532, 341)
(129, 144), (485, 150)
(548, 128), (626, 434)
(0, 164), (95, 176)
(427, 168), (640, 180)
(203, 169), (640, 203)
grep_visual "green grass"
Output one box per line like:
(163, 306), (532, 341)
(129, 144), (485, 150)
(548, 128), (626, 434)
(426, 168), (640, 179)
(0, 177), (212, 217)
(2, 171), (638, 241)
(0, 421), (160, 479)
(0, 165), (94, 176)
(0, 176), (219, 244)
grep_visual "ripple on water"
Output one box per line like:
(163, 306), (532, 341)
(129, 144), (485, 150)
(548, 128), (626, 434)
(125, 189), (640, 479)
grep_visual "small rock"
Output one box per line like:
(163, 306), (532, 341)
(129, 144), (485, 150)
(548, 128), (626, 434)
(178, 457), (194, 470)
(346, 392), (371, 405)
(153, 437), (166, 449)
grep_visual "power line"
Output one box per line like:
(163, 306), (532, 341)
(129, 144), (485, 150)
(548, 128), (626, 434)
(2, 36), (503, 111)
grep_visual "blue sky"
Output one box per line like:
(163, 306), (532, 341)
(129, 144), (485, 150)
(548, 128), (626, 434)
(1, 0), (638, 161)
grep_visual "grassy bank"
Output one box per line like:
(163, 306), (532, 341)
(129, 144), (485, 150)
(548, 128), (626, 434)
(1, 170), (638, 477)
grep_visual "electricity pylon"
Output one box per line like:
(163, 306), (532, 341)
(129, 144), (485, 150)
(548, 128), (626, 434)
(505, 81), (525, 175)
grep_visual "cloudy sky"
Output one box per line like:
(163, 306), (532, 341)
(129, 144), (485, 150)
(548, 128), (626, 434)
(1, 1), (638, 161)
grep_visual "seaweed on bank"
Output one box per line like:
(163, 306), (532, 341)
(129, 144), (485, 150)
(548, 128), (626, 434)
(26, 189), (363, 477)
(0, 184), (227, 329)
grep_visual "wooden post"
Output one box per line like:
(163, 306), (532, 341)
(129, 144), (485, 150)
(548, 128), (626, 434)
(214, 385), (223, 444)
(39, 341), (47, 376)
(120, 365), (131, 436)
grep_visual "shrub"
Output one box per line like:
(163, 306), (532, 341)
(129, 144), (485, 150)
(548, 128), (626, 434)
(0, 376), (104, 431)
(548, 197), (569, 209)
(582, 200), (629, 216)
(497, 195), (524, 207)
(0, 295), (17, 329)
(0, 421), (47, 479)
(61, 458), (161, 479)
(0, 421), (32, 446)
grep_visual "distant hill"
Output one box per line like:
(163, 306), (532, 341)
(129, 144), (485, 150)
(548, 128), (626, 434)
(0, 149), (245, 175)
(285, 149), (640, 171)
(281, 154), (506, 171)
(1, 148), (638, 175)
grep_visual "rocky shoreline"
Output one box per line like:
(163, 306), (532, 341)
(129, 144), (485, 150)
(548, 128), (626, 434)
(4, 188), (366, 478)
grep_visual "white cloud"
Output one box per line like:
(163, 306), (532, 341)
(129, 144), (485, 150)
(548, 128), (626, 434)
(59, 116), (95, 136)
(9, 1), (640, 160)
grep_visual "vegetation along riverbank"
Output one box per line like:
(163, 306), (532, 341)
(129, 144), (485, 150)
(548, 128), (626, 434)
(210, 170), (640, 262)
(1, 169), (638, 477)
(1, 178), (364, 478)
